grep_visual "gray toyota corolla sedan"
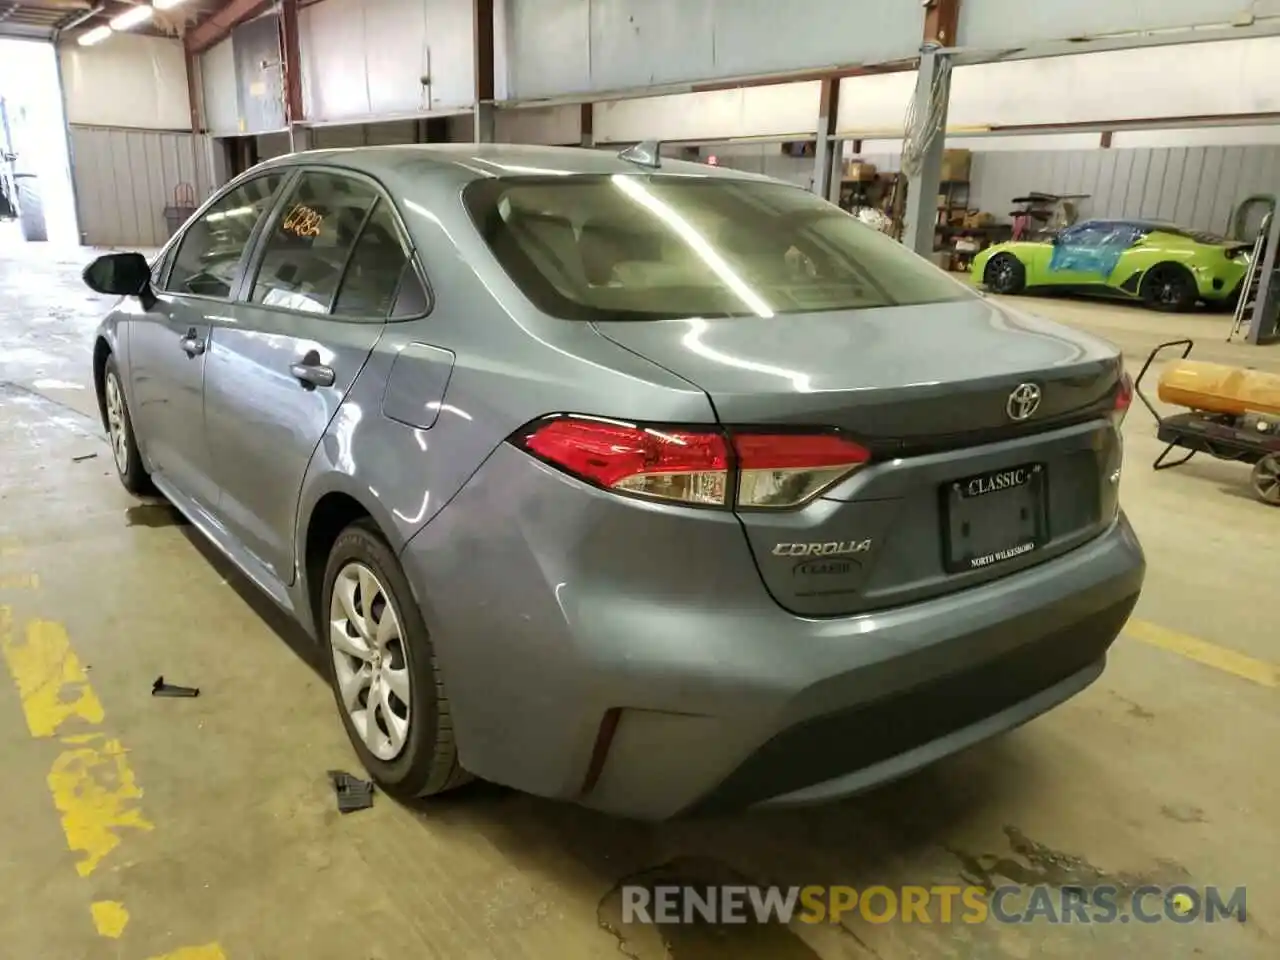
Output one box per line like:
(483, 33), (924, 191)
(82, 143), (1144, 819)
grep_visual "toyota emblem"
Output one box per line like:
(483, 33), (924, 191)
(1006, 383), (1042, 421)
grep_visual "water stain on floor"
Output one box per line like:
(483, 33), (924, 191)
(125, 503), (191, 528)
(949, 825), (1188, 893)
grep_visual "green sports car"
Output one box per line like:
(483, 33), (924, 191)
(972, 219), (1252, 312)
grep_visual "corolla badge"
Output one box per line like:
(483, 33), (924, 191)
(772, 539), (872, 558)
(1006, 382), (1042, 421)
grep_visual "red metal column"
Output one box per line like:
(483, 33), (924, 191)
(923, 0), (961, 45)
(473, 0), (495, 141)
(279, 0), (303, 129)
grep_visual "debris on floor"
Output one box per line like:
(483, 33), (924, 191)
(327, 770), (375, 813)
(152, 676), (200, 698)
(72, 452), (97, 462)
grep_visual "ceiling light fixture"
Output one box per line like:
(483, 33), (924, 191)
(77, 24), (113, 45)
(153, 0), (187, 9)
(109, 5), (155, 31)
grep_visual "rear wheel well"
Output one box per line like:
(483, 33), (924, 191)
(304, 492), (373, 629)
(92, 338), (111, 428)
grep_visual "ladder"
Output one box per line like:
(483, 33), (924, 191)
(1229, 212), (1275, 342)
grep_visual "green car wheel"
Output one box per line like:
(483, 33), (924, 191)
(1140, 263), (1197, 313)
(984, 253), (1026, 295)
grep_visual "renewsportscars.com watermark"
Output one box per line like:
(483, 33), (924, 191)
(622, 884), (1247, 926)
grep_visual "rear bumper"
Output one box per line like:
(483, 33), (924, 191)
(400, 444), (1145, 820)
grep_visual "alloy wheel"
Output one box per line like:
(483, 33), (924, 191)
(1150, 269), (1186, 307)
(104, 371), (130, 474)
(988, 256), (1018, 293)
(328, 561), (412, 760)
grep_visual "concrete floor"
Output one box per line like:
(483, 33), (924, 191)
(1, 234), (1277, 960)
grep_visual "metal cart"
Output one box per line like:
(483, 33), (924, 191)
(1134, 339), (1280, 504)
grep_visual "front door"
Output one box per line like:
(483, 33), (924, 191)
(1047, 222), (1141, 287)
(202, 170), (415, 581)
(125, 297), (218, 507)
(130, 172), (286, 509)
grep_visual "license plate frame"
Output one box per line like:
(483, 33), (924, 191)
(941, 463), (1048, 574)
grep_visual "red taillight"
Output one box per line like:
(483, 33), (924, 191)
(733, 431), (871, 508)
(1113, 370), (1133, 427)
(520, 416), (730, 506)
(513, 415), (870, 509)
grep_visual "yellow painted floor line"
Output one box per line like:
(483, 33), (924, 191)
(1125, 617), (1279, 689)
(1, 617), (105, 738)
(144, 945), (228, 960)
(91, 900), (130, 938)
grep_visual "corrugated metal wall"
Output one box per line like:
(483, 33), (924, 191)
(858, 145), (1280, 236)
(971, 146), (1280, 236)
(69, 125), (216, 248)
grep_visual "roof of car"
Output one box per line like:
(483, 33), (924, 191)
(1079, 218), (1175, 231)
(1076, 218), (1230, 244)
(257, 142), (773, 183)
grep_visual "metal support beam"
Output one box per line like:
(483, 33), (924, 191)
(922, 0), (960, 46)
(279, 0), (303, 127)
(1247, 205), (1280, 344)
(811, 77), (840, 201)
(52, 42), (85, 242)
(946, 19), (1280, 68)
(473, 0), (495, 142)
(901, 45), (953, 258)
(184, 45), (203, 134)
(185, 0), (270, 55)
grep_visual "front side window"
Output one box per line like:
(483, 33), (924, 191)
(166, 174), (284, 298)
(250, 172), (379, 314)
(463, 175), (975, 321)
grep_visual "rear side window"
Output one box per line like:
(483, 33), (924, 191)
(463, 175), (975, 321)
(166, 174), (283, 299)
(332, 200), (421, 317)
(251, 172), (378, 314)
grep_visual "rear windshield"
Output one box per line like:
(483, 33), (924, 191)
(463, 175), (975, 321)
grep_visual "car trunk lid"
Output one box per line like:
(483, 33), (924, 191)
(592, 297), (1126, 616)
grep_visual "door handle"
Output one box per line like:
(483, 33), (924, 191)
(290, 359), (336, 388)
(179, 328), (205, 357)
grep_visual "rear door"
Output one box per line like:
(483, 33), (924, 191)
(201, 169), (416, 581)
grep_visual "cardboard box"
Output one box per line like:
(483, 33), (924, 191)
(941, 149), (971, 183)
(844, 160), (878, 181)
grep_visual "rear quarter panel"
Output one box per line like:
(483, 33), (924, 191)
(292, 171), (718, 623)
(1115, 231), (1246, 298)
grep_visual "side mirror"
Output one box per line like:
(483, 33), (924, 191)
(83, 252), (152, 298)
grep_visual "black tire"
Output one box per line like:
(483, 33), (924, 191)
(15, 174), (47, 243)
(1251, 454), (1280, 506)
(1140, 263), (1197, 313)
(320, 518), (471, 800)
(101, 355), (155, 495)
(984, 253), (1026, 294)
